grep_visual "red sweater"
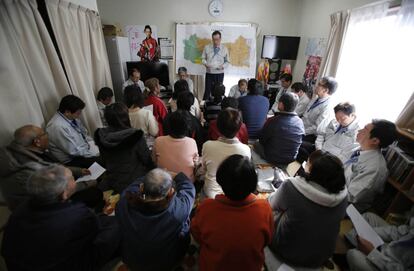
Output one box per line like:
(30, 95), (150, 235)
(145, 95), (167, 135)
(207, 120), (249, 144)
(191, 194), (274, 271)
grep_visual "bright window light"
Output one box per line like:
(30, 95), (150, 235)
(334, 13), (414, 126)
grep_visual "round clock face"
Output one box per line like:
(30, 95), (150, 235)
(209, 0), (223, 17)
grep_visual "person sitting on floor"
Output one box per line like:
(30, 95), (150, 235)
(290, 82), (310, 117)
(116, 168), (195, 271)
(207, 97), (249, 144)
(301, 76), (338, 144)
(94, 103), (154, 193)
(268, 150), (348, 269)
(255, 92), (305, 168)
(346, 211), (414, 271)
(124, 85), (159, 147)
(297, 76), (338, 163)
(192, 154), (274, 271)
(176, 66), (194, 93)
(228, 78), (248, 99)
(46, 95), (99, 168)
(1, 165), (120, 271)
(169, 79), (201, 120)
(269, 73), (293, 113)
(202, 108), (251, 199)
(144, 77), (168, 135)
(238, 79), (269, 139)
(153, 111), (198, 182)
(0, 125), (98, 210)
(204, 83), (225, 126)
(345, 119), (397, 213)
(96, 87), (114, 126)
(163, 91), (205, 154)
(123, 67), (145, 92)
(315, 102), (360, 163)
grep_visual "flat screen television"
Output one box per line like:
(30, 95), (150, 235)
(261, 35), (300, 60)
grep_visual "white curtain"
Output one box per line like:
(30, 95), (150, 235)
(334, 1), (414, 125)
(0, 0), (71, 146)
(396, 0), (414, 130)
(46, 0), (113, 133)
(319, 10), (350, 78)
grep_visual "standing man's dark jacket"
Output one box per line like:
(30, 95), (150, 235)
(94, 127), (155, 194)
(259, 112), (305, 165)
(1, 200), (120, 271)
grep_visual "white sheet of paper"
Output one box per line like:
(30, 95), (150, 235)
(277, 263), (295, 271)
(346, 204), (384, 248)
(76, 162), (106, 183)
(257, 168), (274, 182)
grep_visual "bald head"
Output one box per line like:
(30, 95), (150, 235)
(142, 168), (173, 199)
(14, 125), (48, 150)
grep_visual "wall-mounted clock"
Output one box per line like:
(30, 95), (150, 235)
(209, 0), (223, 17)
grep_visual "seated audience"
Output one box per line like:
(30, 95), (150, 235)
(117, 168), (195, 271)
(163, 92), (205, 154)
(315, 102), (360, 163)
(46, 95), (99, 168)
(270, 73), (293, 113)
(169, 79), (201, 119)
(202, 108), (251, 198)
(345, 119), (397, 212)
(192, 155), (274, 271)
(238, 79), (269, 139)
(291, 82), (310, 117)
(176, 66), (194, 93)
(268, 150), (347, 268)
(153, 111), (198, 181)
(123, 67), (145, 92)
(0, 125), (97, 210)
(346, 212), (414, 271)
(1, 165), (120, 271)
(94, 103), (154, 193)
(124, 85), (159, 147)
(144, 77), (168, 134)
(301, 76), (338, 143)
(96, 87), (114, 126)
(207, 97), (249, 144)
(204, 83), (225, 124)
(255, 92), (305, 167)
(228, 78), (248, 99)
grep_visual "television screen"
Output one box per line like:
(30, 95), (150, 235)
(261, 35), (301, 60)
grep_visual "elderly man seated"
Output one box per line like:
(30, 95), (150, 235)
(116, 168), (196, 271)
(1, 165), (120, 271)
(0, 125), (99, 210)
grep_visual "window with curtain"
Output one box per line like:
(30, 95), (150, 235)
(333, 1), (414, 126)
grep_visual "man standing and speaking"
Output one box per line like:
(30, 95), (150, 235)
(202, 30), (230, 100)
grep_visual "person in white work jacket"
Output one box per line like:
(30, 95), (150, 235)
(297, 76), (338, 162)
(344, 119), (397, 212)
(315, 102), (360, 163)
(202, 30), (230, 101)
(269, 73), (292, 113)
(290, 82), (310, 117)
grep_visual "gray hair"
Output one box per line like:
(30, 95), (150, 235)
(26, 164), (69, 202)
(142, 168), (172, 199)
(14, 125), (38, 147)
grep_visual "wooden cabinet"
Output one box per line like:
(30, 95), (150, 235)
(383, 128), (414, 217)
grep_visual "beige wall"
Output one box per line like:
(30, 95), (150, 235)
(97, 0), (378, 81)
(97, 0), (300, 73)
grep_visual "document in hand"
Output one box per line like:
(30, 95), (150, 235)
(76, 162), (106, 183)
(346, 204), (384, 248)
